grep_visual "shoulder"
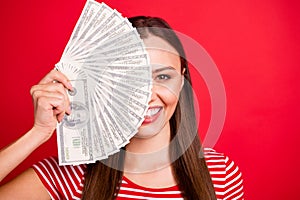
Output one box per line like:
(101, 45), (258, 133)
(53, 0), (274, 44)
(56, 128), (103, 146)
(203, 147), (227, 162)
(203, 148), (245, 199)
(32, 156), (86, 200)
(203, 148), (231, 171)
(203, 148), (241, 172)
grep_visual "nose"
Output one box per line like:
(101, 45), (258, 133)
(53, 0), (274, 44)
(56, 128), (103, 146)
(148, 83), (159, 104)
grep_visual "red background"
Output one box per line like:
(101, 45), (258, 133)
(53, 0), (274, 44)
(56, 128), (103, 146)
(1, 0), (299, 199)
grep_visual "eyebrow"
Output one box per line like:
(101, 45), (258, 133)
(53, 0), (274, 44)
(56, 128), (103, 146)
(152, 66), (176, 73)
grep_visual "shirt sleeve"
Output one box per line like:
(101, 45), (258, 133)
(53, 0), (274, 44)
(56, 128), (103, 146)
(31, 156), (85, 200)
(223, 155), (244, 199)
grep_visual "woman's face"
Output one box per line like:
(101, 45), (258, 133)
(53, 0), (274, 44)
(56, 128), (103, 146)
(135, 35), (183, 138)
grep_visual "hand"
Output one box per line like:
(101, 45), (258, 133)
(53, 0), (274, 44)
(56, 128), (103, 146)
(30, 69), (73, 141)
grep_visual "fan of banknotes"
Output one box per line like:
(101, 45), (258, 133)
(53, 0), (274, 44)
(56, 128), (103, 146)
(55, 0), (152, 165)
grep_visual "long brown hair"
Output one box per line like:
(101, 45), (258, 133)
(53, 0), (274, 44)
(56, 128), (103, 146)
(82, 16), (216, 200)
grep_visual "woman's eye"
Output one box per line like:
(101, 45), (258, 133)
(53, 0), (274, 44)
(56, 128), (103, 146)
(156, 74), (171, 80)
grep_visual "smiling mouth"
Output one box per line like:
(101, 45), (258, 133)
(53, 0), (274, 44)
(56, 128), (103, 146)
(143, 106), (162, 124)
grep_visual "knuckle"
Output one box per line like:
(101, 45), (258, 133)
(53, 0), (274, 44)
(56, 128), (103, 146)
(50, 69), (58, 76)
(54, 82), (65, 91)
(36, 96), (47, 108)
(31, 89), (41, 100)
(31, 90), (38, 99)
(59, 93), (66, 101)
(30, 85), (37, 95)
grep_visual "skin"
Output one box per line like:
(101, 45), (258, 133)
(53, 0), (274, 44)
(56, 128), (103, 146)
(0, 35), (184, 198)
(124, 35), (183, 188)
(0, 70), (72, 199)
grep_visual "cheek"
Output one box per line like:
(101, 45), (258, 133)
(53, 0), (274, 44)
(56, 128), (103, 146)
(158, 87), (179, 113)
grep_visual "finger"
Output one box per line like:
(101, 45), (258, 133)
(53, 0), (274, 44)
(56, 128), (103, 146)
(52, 105), (66, 122)
(36, 96), (69, 124)
(51, 83), (71, 115)
(31, 87), (65, 106)
(63, 89), (71, 115)
(37, 95), (67, 113)
(34, 91), (68, 117)
(31, 87), (64, 99)
(56, 111), (66, 123)
(31, 83), (71, 115)
(39, 69), (73, 91)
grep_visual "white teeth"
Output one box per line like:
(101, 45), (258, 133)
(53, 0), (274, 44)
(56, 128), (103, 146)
(145, 107), (161, 117)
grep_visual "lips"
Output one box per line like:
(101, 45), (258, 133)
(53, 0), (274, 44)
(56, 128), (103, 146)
(143, 106), (162, 124)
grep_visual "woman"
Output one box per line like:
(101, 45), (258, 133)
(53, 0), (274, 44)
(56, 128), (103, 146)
(0, 16), (244, 199)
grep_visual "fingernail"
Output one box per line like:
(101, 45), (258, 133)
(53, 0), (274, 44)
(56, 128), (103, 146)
(66, 81), (73, 90)
(67, 105), (72, 114)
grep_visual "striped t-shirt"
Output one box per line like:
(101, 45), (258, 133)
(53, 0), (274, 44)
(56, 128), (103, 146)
(32, 148), (244, 199)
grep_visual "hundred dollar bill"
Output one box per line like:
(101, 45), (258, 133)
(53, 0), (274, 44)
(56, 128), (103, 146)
(57, 79), (94, 165)
(84, 10), (123, 41)
(55, 62), (87, 81)
(70, 10), (123, 56)
(72, 18), (135, 58)
(79, 54), (150, 72)
(76, 2), (112, 41)
(89, 100), (108, 160)
(100, 64), (152, 82)
(85, 67), (152, 98)
(90, 3), (113, 32)
(98, 42), (146, 57)
(53, 0), (153, 164)
(103, 106), (130, 148)
(106, 100), (139, 140)
(97, 81), (148, 117)
(83, 67), (152, 108)
(62, 0), (102, 60)
(88, 78), (151, 131)
(74, 1), (102, 40)
(95, 83), (144, 138)
(94, 86), (129, 145)
(82, 66), (151, 85)
(94, 29), (143, 51)
(68, 29), (142, 62)
(97, 110), (120, 155)
(68, 2), (113, 58)
(81, 64), (151, 83)
(72, 41), (146, 62)
(90, 120), (107, 161)
(92, 93), (119, 159)
(85, 64), (151, 72)
(104, 71), (150, 85)
(70, 28), (145, 64)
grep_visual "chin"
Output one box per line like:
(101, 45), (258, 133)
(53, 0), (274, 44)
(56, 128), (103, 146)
(134, 126), (161, 139)
(134, 118), (170, 139)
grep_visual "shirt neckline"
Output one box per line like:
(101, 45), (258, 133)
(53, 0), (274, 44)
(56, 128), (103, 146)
(122, 176), (180, 192)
